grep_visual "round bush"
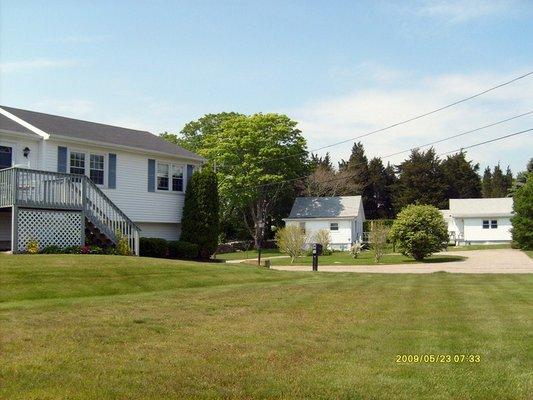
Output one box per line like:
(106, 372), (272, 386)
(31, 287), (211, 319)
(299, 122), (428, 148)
(389, 204), (448, 261)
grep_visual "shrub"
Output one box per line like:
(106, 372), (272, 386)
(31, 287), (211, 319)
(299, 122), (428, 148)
(312, 229), (333, 255)
(64, 245), (83, 254)
(26, 239), (39, 254)
(140, 237), (169, 258)
(389, 204), (448, 261)
(181, 166), (219, 260)
(41, 244), (62, 254)
(116, 232), (132, 256)
(168, 241), (199, 259)
(511, 174), (533, 250)
(369, 220), (390, 263)
(275, 225), (306, 263)
(350, 242), (363, 258)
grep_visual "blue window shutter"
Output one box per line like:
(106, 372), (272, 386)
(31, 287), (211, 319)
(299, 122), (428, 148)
(58, 146), (67, 173)
(148, 159), (156, 192)
(187, 164), (195, 184)
(108, 153), (117, 189)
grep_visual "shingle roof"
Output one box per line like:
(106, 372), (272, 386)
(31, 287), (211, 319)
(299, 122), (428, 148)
(0, 106), (204, 160)
(287, 196), (362, 219)
(448, 198), (513, 217)
(0, 113), (39, 136)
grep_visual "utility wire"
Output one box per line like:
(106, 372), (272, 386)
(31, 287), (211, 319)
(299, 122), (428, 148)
(262, 71), (533, 164)
(248, 127), (532, 189)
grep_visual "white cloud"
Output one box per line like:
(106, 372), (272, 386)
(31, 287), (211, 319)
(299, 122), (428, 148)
(291, 68), (533, 172)
(416, 0), (517, 22)
(0, 59), (83, 73)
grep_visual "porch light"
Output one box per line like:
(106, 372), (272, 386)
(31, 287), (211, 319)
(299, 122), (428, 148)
(23, 147), (31, 158)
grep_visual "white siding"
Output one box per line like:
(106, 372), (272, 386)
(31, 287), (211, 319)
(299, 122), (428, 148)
(0, 133), (40, 169)
(137, 222), (181, 241)
(287, 219), (354, 250)
(41, 139), (200, 224)
(463, 217), (512, 242)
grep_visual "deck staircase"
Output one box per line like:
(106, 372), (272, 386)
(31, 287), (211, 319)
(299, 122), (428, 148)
(0, 167), (140, 254)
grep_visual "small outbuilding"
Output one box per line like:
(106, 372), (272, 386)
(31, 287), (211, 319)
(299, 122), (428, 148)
(283, 196), (365, 250)
(440, 198), (514, 245)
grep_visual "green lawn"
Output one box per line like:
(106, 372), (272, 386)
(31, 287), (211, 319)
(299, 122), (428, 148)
(525, 250), (533, 259)
(1, 254), (532, 399)
(216, 248), (281, 260)
(446, 243), (512, 251)
(261, 250), (465, 266)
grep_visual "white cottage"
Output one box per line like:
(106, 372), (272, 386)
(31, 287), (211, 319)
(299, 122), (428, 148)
(0, 106), (205, 254)
(284, 196), (365, 250)
(440, 198), (514, 245)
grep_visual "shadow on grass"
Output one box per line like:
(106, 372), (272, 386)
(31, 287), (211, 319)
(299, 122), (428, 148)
(420, 256), (467, 264)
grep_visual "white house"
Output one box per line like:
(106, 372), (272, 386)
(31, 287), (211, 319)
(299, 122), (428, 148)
(0, 106), (205, 254)
(440, 198), (514, 245)
(283, 196), (365, 250)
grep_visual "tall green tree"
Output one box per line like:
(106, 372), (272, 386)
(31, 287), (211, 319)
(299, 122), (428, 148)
(491, 164), (508, 197)
(441, 152), (482, 199)
(511, 174), (533, 250)
(482, 166), (492, 198)
(393, 148), (447, 211)
(367, 157), (394, 219)
(202, 113), (308, 248)
(509, 158), (533, 196)
(339, 142), (374, 216)
(180, 166), (220, 259)
(160, 112), (242, 152)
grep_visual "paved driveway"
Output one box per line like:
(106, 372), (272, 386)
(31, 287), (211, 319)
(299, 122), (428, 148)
(272, 249), (533, 274)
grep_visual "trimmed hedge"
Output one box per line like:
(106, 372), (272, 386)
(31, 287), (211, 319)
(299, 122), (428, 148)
(140, 237), (199, 260)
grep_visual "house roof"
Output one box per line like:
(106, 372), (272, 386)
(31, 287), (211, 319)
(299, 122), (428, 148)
(0, 106), (204, 161)
(0, 113), (40, 136)
(447, 198), (514, 217)
(287, 196), (362, 219)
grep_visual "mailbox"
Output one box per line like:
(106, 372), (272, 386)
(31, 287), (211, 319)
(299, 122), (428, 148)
(312, 243), (323, 256)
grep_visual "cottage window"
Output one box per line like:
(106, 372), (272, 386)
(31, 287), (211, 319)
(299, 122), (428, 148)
(172, 165), (184, 192)
(0, 146), (12, 169)
(491, 220), (498, 229)
(157, 163), (170, 190)
(90, 154), (105, 185)
(70, 152), (85, 175)
(330, 222), (339, 231)
(482, 220), (490, 229)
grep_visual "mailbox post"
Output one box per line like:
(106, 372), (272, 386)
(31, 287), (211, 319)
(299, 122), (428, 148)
(312, 243), (323, 271)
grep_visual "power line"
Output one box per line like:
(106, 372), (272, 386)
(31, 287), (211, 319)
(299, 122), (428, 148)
(263, 71), (533, 164)
(438, 128), (532, 156)
(383, 110), (533, 158)
(250, 127), (532, 190)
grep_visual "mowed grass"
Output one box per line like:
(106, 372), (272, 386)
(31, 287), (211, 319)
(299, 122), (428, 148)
(446, 243), (512, 251)
(216, 248), (281, 260)
(1, 255), (532, 399)
(264, 250), (465, 266)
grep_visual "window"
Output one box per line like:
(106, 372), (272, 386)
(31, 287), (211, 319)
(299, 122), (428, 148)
(70, 152), (85, 175)
(0, 146), (12, 169)
(90, 154), (105, 185)
(482, 220), (490, 229)
(491, 220), (498, 229)
(172, 165), (184, 192)
(330, 222), (339, 231)
(157, 163), (170, 190)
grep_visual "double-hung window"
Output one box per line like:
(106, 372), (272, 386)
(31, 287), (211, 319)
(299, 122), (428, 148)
(482, 220), (490, 229)
(330, 222), (339, 231)
(90, 154), (105, 185)
(70, 152), (86, 175)
(172, 165), (184, 192)
(491, 220), (498, 229)
(157, 163), (170, 190)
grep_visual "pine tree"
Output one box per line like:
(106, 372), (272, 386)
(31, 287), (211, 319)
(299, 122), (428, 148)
(339, 142), (373, 215)
(181, 166), (220, 259)
(504, 166), (513, 195)
(383, 162), (397, 218)
(441, 152), (482, 199)
(367, 157), (395, 219)
(491, 164), (507, 197)
(482, 167), (492, 198)
(393, 148), (447, 211)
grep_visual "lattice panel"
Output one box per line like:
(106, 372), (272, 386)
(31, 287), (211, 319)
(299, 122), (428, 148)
(17, 209), (83, 252)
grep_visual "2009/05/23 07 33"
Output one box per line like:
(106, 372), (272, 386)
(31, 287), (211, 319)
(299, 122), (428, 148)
(396, 354), (481, 363)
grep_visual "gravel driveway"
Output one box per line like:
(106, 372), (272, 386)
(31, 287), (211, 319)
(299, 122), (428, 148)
(272, 249), (533, 274)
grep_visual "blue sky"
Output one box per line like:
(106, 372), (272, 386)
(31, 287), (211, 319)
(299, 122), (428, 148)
(1, 0), (532, 172)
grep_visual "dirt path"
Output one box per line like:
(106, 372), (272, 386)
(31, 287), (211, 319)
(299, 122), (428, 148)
(271, 249), (533, 274)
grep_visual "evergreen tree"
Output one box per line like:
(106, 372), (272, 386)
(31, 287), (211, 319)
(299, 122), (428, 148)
(511, 174), (533, 250)
(393, 148), (447, 211)
(181, 166), (220, 259)
(504, 166), (513, 194)
(367, 157), (394, 219)
(510, 158), (533, 196)
(383, 162), (397, 218)
(441, 152), (482, 199)
(339, 142), (374, 215)
(482, 166), (492, 198)
(491, 164), (507, 197)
